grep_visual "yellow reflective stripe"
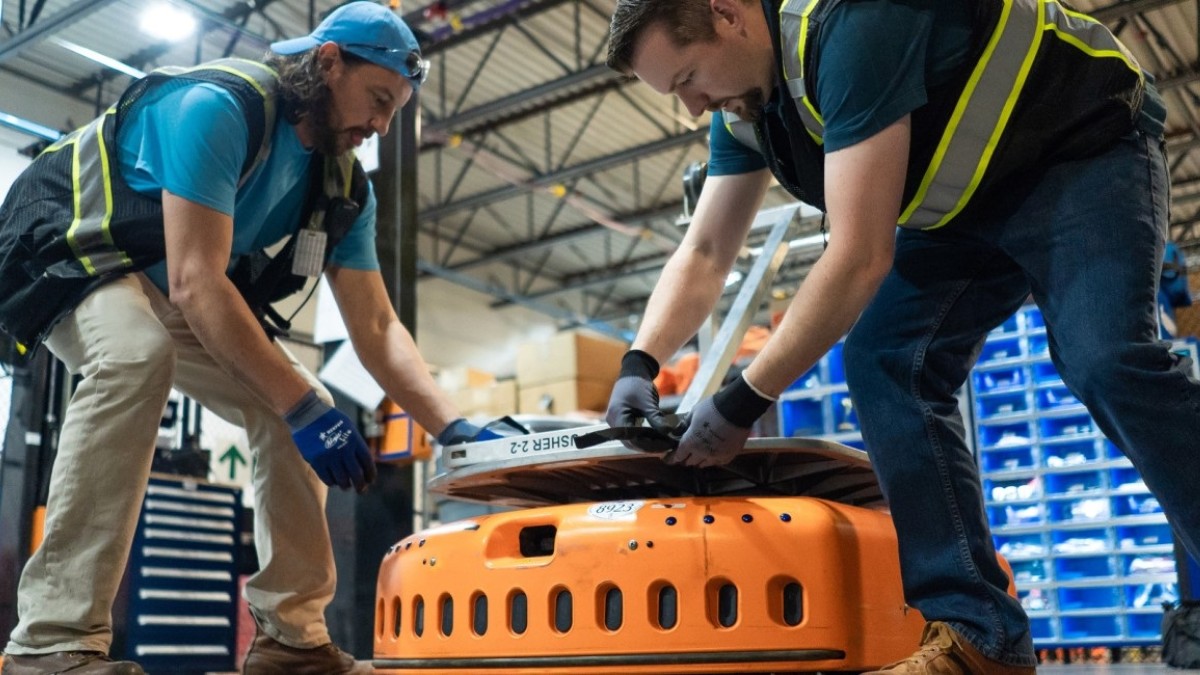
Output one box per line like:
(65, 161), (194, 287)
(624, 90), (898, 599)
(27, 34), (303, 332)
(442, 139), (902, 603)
(162, 59), (278, 99)
(340, 153), (355, 198)
(65, 122), (95, 275)
(899, 0), (1042, 230)
(64, 110), (128, 275)
(1043, 1), (1142, 78)
(779, 0), (825, 142)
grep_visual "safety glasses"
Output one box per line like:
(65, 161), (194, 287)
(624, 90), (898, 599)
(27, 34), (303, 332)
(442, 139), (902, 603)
(343, 43), (429, 84)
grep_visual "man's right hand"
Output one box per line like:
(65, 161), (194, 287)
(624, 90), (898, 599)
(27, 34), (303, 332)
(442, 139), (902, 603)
(606, 350), (681, 448)
(286, 391), (377, 492)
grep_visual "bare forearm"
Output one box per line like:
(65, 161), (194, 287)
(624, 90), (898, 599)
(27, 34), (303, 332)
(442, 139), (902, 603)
(744, 246), (889, 397)
(174, 281), (312, 415)
(355, 318), (458, 434)
(633, 246), (732, 363)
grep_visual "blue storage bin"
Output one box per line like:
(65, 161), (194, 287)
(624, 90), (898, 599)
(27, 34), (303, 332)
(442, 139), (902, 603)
(977, 390), (1029, 419)
(1058, 585), (1120, 611)
(973, 366), (1025, 393)
(1042, 439), (1099, 468)
(1115, 493), (1163, 518)
(1024, 306), (1045, 332)
(1051, 527), (1108, 555)
(1009, 558), (1048, 583)
(1123, 553), (1176, 578)
(979, 421), (1033, 449)
(996, 532), (1048, 558)
(1028, 333), (1050, 358)
(1044, 470), (1103, 497)
(779, 397), (824, 437)
(979, 336), (1023, 364)
(1055, 555), (1115, 580)
(1127, 612), (1165, 639)
(980, 446), (1036, 473)
(1039, 413), (1094, 441)
(1104, 439), (1125, 460)
(1117, 522), (1173, 551)
(1036, 384), (1081, 412)
(1109, 466), (1147, 494)
(984, 476), (1041, 504)
(1060, 615), (1120, 640)
(1125, 579), (1178, 608)
(1031, 361), (1064, 385)
(991, 502), (1043, 528)
(1029, 616), (1056, 641)
(1049, 496), (1110, 523)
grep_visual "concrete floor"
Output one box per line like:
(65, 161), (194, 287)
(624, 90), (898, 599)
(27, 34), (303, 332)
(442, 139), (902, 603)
(1041, 662), (1200, 667)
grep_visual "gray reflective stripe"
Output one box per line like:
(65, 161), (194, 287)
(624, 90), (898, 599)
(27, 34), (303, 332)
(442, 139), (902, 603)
(66, 110), (128, 276)
(723, 112), (760, 152)
(900, 0), (1142, 229)
(1042, 0), (1142, 76)
(779, 0), (824, 141)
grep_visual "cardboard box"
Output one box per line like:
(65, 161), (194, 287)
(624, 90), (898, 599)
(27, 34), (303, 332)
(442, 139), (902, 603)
(449, 379), (519, 417)
(437, 366), (495, 392)
(516, 330), (627, 387)
(519, 378), (612, 415)
(375, 400), (433, 463)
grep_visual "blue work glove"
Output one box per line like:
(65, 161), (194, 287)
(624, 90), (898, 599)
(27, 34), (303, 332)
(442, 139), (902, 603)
(670, 373), (773, 468)
(605, 350), (682, 450)
(436, 418), (504, 446)
(285, 391), (377, 492)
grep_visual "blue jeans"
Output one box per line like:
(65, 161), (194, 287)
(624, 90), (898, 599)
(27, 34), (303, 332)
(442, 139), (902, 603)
(844, 130), (1199, 665)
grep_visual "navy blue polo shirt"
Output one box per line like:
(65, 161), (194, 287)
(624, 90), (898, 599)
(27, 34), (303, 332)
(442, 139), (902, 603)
(708, 0), (974, 175)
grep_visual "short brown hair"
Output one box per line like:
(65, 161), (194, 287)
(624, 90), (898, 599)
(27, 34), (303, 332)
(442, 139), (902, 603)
(607, 0), (718, 75)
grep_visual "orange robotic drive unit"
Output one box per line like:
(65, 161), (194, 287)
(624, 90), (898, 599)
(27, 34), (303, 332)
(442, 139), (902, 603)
(374, 496), (930, 674)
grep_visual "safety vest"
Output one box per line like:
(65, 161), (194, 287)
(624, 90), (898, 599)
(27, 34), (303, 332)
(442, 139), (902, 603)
(724, 0), (1147, 229)
(0, 58), (367, 351)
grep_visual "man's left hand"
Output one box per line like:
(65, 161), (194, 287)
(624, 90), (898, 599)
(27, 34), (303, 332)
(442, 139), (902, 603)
(666, 373), (774, 468)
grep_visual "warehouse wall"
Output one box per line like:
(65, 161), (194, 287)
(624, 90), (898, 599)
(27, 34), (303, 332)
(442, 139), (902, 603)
(416, 278), (558, 377)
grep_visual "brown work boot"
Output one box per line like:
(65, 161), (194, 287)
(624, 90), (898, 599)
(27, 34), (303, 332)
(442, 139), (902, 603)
(1, 651), (144, 674)
(241, 630), (372, 674)
(865, 622), (1036, 675)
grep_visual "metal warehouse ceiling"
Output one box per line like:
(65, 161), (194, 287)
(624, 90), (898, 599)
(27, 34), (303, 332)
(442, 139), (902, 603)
(1, 0), (1199, 336)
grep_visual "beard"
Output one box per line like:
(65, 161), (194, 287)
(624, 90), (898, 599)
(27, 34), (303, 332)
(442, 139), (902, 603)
(306, 81), (365, 156)
(726, 87), (768, 123)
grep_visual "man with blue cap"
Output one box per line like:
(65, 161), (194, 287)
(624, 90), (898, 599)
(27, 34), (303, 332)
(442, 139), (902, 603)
(0, 3), (494, 673)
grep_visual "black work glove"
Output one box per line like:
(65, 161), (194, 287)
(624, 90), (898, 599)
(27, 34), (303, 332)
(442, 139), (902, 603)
(605, 350), (682, 449)
(669, 374), (773, 468)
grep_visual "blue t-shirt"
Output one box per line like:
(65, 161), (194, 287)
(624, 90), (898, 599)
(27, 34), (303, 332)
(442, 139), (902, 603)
(116, 80), (379, 292)
(709, 0), (974, 175)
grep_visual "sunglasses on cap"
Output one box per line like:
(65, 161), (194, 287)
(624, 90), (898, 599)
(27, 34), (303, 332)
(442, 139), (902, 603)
(343, 43), (429, 84)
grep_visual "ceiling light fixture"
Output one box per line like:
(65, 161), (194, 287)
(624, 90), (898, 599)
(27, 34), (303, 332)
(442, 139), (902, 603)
(139, 3), (197, 42)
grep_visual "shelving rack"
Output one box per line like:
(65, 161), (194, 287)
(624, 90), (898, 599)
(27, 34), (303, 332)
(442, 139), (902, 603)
(972, 305), (1194, 646)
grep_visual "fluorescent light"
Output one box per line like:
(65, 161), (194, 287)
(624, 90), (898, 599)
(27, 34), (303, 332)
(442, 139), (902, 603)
(50, 37), (145, 78)
(0, 111), (62, 141)
(139, 3), (197, 42)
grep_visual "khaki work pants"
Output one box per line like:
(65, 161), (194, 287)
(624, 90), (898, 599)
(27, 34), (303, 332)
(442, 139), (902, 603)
(5, 273), (338, 655)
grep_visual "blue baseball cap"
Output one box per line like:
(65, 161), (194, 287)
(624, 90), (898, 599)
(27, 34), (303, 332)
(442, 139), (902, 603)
(271, 1), (427, 90)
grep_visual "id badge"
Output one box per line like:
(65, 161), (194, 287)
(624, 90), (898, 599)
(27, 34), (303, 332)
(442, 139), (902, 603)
(292, 229), (327, 277)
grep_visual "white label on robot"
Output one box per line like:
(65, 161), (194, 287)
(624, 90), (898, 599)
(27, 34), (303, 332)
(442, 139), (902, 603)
(506, 432), (580, 455)
(587, 500), (645, 521)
